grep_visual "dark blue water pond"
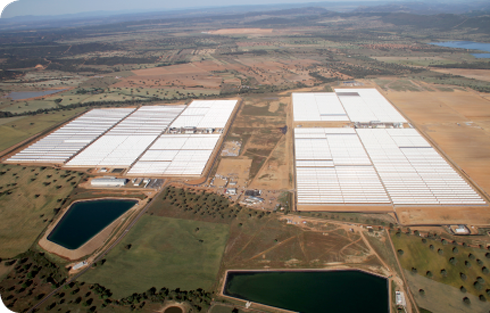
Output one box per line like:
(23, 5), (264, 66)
(48, 199), (137, 250)
(224, 270), (389, 313)
(4, 89), (67, 100)
(429, 41), (490, 58)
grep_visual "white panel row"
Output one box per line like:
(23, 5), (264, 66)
(335, 89), (406, 123)
(170, 100), (237, 129)
(295, 128), (389, 204)
(291, 89), (406, 123)
(296, 166), (390, 204)
(66, 135), (157, 167)
(7, 108), (134, 163)
(107, 105), (185, 136)
(294, 128), (371, 166)
(292, 93), (349, 122)
(356, 129), (485, 205)
(128, 134), (221, 176)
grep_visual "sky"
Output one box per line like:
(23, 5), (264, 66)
(0, 0), (390, 18)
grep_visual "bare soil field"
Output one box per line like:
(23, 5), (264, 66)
(208, 28), (274, 35)
(395, 206), (490, 225)
(215, 157), (252, 188)
(297, 204), (394, 212)
(430, 68), (490, 82)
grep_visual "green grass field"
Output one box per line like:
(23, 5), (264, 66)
(80, 215), (230, 298)
(0, 164), (83, 258)
(392, 232), (490, 299)
(0, 108), (86, 152)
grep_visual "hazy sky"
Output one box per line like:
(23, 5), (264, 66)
(1, 0), (387, 18)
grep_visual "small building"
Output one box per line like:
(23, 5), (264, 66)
(245, 189), (261, 197)
(396, 291), (406, 306)
(91, 177), (127, 188)
(225, 188), (237, 195)
(73, 261), (88, 270)
(455, 225), (469, 234)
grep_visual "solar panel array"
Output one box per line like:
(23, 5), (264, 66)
(128, 134), (221, 176)
(357, 129), (485, 205)
(292, 93), (349, 122)
(292, 89), (407, 123)
(295, 128), (390, 204)
(170, 100), (237, 129)
(6, 108), (134, 164)
(335, 89), (407, 123)
(66, 106), (184, 167)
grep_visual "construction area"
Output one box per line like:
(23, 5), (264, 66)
(292, 89), (487, 210)
(4, 100), (238, 178)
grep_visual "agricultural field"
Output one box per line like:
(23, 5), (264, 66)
(0, 164), (83, 258)
(80, 215), (230, 298)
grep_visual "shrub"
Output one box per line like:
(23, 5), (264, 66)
(449, 257), (458, 265)
(438, 249), (444, 255)
(442, 239), (448, 245)
(477, 259), (484, 266)
(429, 245), (434, 251)
(474, 281), (483, 290)
(479, 295), (487, 302)
(426, 271), (433, 278)
(397, 249), (404, 256)
(411, 267), (418, 274)
(441, 269), (447, 276)
(460, 273), (467, 281)
(419, 289), (425, 296)
(465, 261), (472, 268)
(460, 286), (467, 293)
(422, 238), (427, 244)
(453, 247), (459, 254)
(483, 267), (490, 274)
(477, 277), (485, 284)
(469, 253), (476, 260)
(463, 297), (471, 305)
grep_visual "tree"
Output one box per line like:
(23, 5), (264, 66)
(429, 244), (435, 251)
(441, 269), (447, 277)
(411, 267), (418, 274)
(463, 297), (471, 305)
(426, 271), (433, 278)
(465, 261), (472, 268)
(483, 267), (489, 274)
(449, 257), (458, 265)
(453, 247), (459, 254)
(460, 273), (467, 281)
(419, 289), (425, 296)
(397, 249), (404, 256)
(460, 286), (467, 293)
(479, 295), (487, 302)
(438, 249), (444, 255)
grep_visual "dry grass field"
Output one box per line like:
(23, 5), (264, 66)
(430, 68), (490, 82)
(208, 28), (274, 35)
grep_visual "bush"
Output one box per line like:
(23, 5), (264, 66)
(422, 238), (427, 244)
(438, 249), (444, 255)
(468, 253), (476, 260)
(460, 273), (467, 281)
(474, 281), (483, 290)
(460, 286), (467, 293)
(449, 257), (458, 265)
(441, 269), (447, 277)
(442, 239), (448, 245)
(463, 297), (471, 305)
(465, 261), (472, 268)
(426, 271), (433, 278)
(429, 245), (434, 251)
(479, 295), (487, 302)
(419, 289), (425, 296)
(397, 249), (404, 256)
(453, 247), (459, 254)
(477, 259), (484, 266)
(411, 267), (418, 274)
(483, 267), (489, 274)
(477, 277), (485, 284)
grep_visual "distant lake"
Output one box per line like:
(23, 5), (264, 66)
(4, 89), (67, 100)
(224, 270), (389, 313)
(429, 41), (490, 58)
(48, 199), (137, 250)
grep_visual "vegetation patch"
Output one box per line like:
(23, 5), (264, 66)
(80, 215), (229, 298)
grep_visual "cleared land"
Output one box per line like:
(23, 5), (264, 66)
(80, 215), (229, 298)
(0, 164), (82, 258)
(430, 68), (490, 83)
